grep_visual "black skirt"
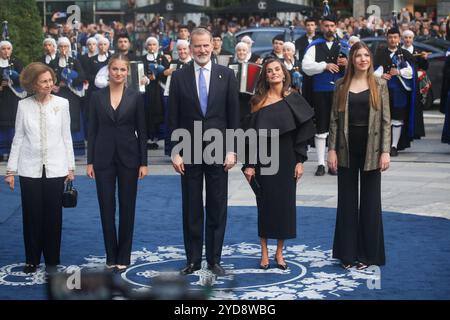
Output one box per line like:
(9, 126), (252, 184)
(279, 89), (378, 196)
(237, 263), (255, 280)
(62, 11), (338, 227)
(256, 130), (297, 239)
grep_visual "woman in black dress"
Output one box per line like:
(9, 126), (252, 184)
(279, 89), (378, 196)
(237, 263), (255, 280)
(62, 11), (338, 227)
(140, 37), (170, 149)
(328, 42), (391, 270)
(50, 37), (86, 156)
(228, 42), (256, 124)
(0, 40), (26, 161)
(243, 58), (315, 270)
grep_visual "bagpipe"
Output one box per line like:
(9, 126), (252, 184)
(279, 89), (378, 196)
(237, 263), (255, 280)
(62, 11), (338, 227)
(60, 56), (87, 97)
(1, 21), (26, 98)
(147, 56), (165, 78)
(390, 44), (413, 91)
(291, 66), (303, 91)
(285, 24), (303, 90)
(322, 0), (331, 18)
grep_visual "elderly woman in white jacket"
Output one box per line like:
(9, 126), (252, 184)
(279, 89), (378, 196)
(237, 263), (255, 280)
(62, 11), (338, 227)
(4, 62), (75, 274)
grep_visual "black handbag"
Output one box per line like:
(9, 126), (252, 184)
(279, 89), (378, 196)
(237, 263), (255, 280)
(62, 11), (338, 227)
(62, 181), (78, 208)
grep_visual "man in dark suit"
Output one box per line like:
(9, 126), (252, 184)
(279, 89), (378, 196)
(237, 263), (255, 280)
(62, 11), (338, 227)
(295, 18), (318, 110)
(168, 28), (240, 276)
(295, 18), (318, 64)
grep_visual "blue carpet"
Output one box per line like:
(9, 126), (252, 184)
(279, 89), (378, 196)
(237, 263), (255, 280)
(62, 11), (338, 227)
(0, 184), (21, 223)
(0, 176), (449, 300)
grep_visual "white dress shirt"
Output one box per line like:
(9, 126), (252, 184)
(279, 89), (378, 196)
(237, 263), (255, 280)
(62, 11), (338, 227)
(302, 40), (335, 76)
(0, 58), (8, 68)
(194, 60), (211, 99)
(402, 45), (414, 55)
(98, 53), (108, 62)
(45, 53), (56, 64)
(7, 95), (75, 178)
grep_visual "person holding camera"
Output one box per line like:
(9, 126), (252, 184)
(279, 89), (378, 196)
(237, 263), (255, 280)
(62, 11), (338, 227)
(4, 62), (75, 274)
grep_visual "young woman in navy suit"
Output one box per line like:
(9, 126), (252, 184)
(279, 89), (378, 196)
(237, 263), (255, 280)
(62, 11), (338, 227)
(87, 54), (148, 272)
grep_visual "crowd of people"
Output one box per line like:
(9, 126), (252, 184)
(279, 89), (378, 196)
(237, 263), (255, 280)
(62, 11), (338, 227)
(38, 9), (450, 58)
(1, 9), (450, 276)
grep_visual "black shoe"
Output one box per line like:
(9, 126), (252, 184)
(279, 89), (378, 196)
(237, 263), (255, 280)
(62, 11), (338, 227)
(207, 263), (226, 276)
(315, 165), (326, 176)
(180, 263), (201, 275)
(259, 263), (270, 270)
(340, 263), (353, 270)
(275, 258), (288, 270)
(147, 142), (159, 150)
(23, 264), (37, 274)
(328, 168), (338, 176)
(356, 262), (369, 270)
(390, 146), (398, 157)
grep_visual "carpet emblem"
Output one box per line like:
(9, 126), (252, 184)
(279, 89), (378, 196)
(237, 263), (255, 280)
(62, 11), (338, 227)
(0, 243), (380, 299)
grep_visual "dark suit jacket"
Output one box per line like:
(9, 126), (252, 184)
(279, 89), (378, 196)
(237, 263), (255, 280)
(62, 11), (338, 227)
(168, 62), (240, 162)
(87, 87), (147, 169)
(295, 34), (318, 64)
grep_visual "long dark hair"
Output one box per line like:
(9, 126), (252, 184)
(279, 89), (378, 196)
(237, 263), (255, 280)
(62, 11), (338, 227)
(250, 58), (291, 112)
(335, 41), (380, 112)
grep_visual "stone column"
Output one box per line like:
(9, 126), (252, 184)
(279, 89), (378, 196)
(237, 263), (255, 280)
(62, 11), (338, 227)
(437, 0), (450, 21)
(354, 0), (367, 19)
(367, 0), (394, 20)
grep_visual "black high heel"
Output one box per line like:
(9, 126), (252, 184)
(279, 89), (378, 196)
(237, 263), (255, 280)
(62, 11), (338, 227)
(275, 257), (288, 270)
(259, 262), (270, 270)
(356, 262), (369, 270)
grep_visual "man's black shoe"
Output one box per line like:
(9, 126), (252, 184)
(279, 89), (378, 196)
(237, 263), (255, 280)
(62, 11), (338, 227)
(207, 263), (226, 276)
(180, 263), (201, 275)
(315, 165), (326, 176)
(23, 264), (37, 274)
(390, 146), (398, 157)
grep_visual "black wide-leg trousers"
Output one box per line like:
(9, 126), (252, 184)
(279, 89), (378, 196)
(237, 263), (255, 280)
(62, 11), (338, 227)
(19, 167), (65, 266)
(332, 126), (386, 266)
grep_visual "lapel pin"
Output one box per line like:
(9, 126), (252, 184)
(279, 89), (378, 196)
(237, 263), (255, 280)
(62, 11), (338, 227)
(219, 74), (222, 79)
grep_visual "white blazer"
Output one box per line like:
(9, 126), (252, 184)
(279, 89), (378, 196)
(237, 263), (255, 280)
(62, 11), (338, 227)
(7, 95), (75, 178)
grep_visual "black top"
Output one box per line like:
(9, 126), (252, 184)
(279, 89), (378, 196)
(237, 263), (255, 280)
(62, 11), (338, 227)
(348, 89), (370, 126)
(243, 92), (316, 164)
(112, 103), (120, 122)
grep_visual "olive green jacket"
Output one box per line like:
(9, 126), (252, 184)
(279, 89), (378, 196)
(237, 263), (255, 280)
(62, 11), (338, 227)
(328, 77), (391, 171)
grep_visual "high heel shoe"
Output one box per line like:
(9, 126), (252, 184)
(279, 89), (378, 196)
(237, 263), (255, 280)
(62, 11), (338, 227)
(259, 262), (270, 270)
(115, 265), (128, 273)
(275, 257), (288, 270)
(356, 262), (369, 270)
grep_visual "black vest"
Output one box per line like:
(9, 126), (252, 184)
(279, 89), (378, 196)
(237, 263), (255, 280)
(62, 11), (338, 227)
(315, 41), (340, 64)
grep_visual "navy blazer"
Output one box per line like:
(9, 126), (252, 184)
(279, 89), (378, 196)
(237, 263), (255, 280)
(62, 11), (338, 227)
(168, 62), (240, 160)
(87, 87), (147, 169)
